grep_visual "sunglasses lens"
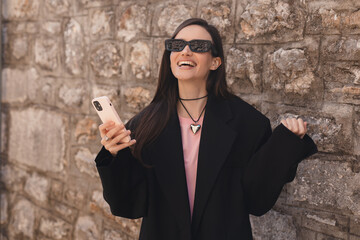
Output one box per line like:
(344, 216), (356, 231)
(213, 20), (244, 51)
(165, 39), (215, 54)
(189, 40), (211, 52)
(165, 39), (185, 52)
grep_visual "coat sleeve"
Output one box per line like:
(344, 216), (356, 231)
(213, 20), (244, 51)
(95, 144), (147, 219)
(242, 119), (317, 216)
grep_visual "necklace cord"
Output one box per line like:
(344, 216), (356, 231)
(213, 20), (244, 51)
(179, 99), (206, 123)
(179, 94), (208, 101)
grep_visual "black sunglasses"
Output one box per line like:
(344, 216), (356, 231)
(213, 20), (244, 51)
(165, 39), (218, 56)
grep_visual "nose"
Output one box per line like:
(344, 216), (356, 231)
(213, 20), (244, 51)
(181, 44), (192, 55)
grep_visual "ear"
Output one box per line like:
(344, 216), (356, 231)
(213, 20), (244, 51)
(210, 57), (222, 70)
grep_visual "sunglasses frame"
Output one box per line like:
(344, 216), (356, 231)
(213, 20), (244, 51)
(165, 39), (218, 56)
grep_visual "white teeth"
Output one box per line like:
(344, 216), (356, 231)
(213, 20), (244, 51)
(178, 61), (196, 67)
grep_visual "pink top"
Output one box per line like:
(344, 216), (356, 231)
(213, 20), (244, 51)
(178, 115), (204, 218)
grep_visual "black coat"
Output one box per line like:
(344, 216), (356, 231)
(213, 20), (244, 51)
(95, 95), (317, 240)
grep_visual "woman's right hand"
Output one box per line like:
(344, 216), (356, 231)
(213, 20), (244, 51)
(99, 121), (136, 156)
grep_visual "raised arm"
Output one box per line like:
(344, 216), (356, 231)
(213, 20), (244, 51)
(242, 118), (317, 216)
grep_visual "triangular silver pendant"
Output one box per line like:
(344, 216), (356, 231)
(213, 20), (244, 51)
(190, 124), (201, 134)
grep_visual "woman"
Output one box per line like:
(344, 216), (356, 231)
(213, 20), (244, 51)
(95, 18), (317, 240)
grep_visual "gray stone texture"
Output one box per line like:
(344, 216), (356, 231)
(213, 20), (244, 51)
(1, 0), (360, 239)
(8, 108), (66, 172)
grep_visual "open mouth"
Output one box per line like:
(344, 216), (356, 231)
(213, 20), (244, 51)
(177, 61), (197, 67)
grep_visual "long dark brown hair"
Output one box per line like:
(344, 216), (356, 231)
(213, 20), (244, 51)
(127, 18), (234, 161)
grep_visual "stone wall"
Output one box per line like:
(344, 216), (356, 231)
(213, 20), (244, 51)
(1, 0), (359, 239)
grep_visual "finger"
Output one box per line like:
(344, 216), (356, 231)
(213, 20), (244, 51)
(99, 121), (115, 137)
(107, 124), (126, 139)
(285, 118), (293, 131)
(111, 130), (132, 145)
(109, 139), (136, 155)
(281, 119), (288, 128)
(291, 118), (299, 134)
(297, 118), (306, 138)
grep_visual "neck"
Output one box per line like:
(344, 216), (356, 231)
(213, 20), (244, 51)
(177, 79), (207, 100)
(177, 80), (208, 119)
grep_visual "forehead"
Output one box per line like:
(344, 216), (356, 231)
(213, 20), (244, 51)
(174, 25), (213, 41)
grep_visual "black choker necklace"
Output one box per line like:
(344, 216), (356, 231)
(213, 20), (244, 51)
(179, 98), (206, 134)
(179, 94), (208, 101)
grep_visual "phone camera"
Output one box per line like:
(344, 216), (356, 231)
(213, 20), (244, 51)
(93, 101), (103, 111)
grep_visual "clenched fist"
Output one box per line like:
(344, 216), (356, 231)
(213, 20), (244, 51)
(281, 118), (307, 139)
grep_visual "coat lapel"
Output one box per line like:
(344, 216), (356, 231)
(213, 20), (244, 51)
(148, 111), (192, 231)
(191, 96), (238, 236)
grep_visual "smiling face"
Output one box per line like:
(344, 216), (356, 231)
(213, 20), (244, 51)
(170, 25), (221, 85)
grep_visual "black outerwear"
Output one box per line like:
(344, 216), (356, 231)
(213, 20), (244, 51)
(95, 95), (318, 240)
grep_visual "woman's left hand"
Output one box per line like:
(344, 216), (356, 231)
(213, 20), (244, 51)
(281, 118), (307, 139)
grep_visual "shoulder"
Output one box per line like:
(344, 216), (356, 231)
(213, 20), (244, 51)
(226, 95), (269, 125)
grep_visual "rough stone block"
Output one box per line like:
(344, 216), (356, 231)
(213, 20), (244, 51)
(42, 21), (61, 35)
(24, 173), (49, 202)
(63, 181), (87, 208)
(89, 8), (114, 40)
(306, 8), (341, 35)
(104, 229), (128, 240)
(39, 216), (72, 239)
(0, 194), (8, 224)
(2, 0), (40, 20)
(64, 18), (85, 76)
(317, 232), (347, 240)
(3, 35), (29, 62)
(74, 147), (98, 178)
(52, 200), (77, 223)
(1, 112), (7, 153)
(29, 77), (57, 105)
(124, 87), (152, 111)
(322, 35), (360, 61)
(128, 41), (151, 80)
(306, 1), (360, 34)
(90, 42), (123, 78)
(350, 217), (360, 236)
(116, 4), (149, 42)
(152, 3), (195, 36)
(350, 235), (360, 240)
(76, 0), (112, 9)
(75, 216), (100, 240)
(355, 108), (360, 155)
(288, 159), (360, 217)
(297, 228), (317, 239)
(44, 0), (70, 16)
(10, 199), (35, 238)
(90, 190), (112, 218)
(250, 210), (296, 240)
(262, 37), (322, 107)
(198, 0), (235, 43)
(322, 62), (360, 105)
(235, 0), (305, 43)
(262, 102), (353, 154)
(301, 211), (349, 239)
(50, 180), (64, 200)
(2, 68), (39, 103)
(225, 45), (262, 94)
(1, 165), (28, 192)
(35, 36), (59, 71)
(57, 79), (89, 113)
(73, 117), (98, 144)
(3, 22), (38, 34)
(9, 108), (66, 172)
(114, 217), (141, 239)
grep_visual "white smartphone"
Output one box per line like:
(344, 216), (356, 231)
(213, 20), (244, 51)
(92, 96), (130, 142)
